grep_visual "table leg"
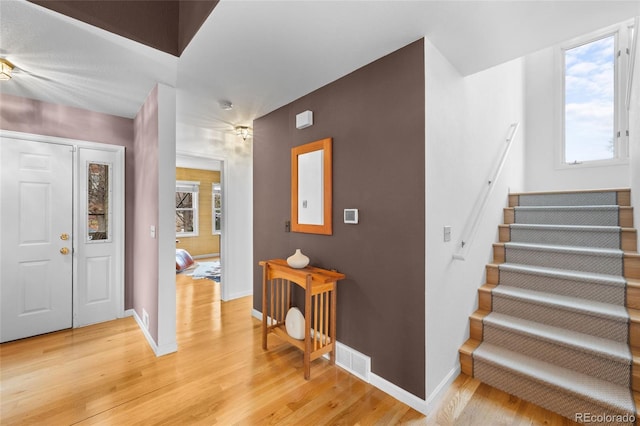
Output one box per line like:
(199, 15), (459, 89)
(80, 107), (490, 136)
(262, 265), (268, 350)
(304, 274), (312, 380)
(330, 281), (337, 365)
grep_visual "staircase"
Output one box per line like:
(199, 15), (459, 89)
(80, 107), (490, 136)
(459, 188), (640, 423)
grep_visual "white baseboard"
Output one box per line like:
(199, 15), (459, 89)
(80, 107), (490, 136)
(222, 289), (253, 301)
(425, 365), (460, 411)
(251, 308), (262, 321)
(252, 308), (429, 415)
(127, 309), (177, 357)
(370, 373), (429, 415)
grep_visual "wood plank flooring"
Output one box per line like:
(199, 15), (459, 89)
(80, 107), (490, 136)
(1, 271), (579, 425)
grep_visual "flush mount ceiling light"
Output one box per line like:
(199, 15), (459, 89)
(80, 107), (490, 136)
(0, 58), (15, 81)
(235, 126), (252, 141)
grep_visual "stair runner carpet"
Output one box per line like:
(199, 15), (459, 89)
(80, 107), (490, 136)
(473, 190), (636, 423)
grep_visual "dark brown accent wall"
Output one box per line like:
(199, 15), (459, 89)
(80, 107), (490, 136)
(28, 0), (218, 56)
(253, 39), (425, 398)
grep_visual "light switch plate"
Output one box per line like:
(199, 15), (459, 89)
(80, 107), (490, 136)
(444, 226), (452, 242)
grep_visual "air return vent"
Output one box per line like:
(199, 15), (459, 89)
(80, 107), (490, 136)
(327, 341), (371, 382)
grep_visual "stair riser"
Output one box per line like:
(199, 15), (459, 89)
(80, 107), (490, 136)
(488, 265), (638, 308)
(492, 295), (628, 342)
(474, 360), (636, 423)
(483, 325), (631, 386)
(516, 192), (619, 207)
(498, 270), (625, 306)
(504, 246), (623, 276)
(500, 227), (637, 251)
(514, 209), (619, 226)
(504, 207), (633, 227)
(510, 228), (621, 249)
(509, 190), (632, 208)
(628, 255), (640, 279)
(494, 249), (640, 280)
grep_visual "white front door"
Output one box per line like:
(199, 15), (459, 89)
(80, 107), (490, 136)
(0, 138), (73, 342)
(75, 147), (122, 326)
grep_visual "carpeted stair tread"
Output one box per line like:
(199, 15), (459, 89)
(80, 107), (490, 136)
(510, 223), (621, 232)
(513, 205), (619, 226)
(497, 262), (627, 305)
(517, 191), (618, 207)
(509, 223), (621, 249)
(504, 242), (623, 258)
(515, 205), (619, 211)
(491, 285), (628, 322)
(465, 188), (638, 421)
(473, 342), (636, 414)
(499, 263), (626, 288)
(503, 242), (623, 275)
(484, 312), (631, 364)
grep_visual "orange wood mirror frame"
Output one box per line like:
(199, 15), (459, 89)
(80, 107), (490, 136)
(291, 137), (332, 235)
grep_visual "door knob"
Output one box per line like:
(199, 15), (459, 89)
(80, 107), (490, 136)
(60, 247), (70, 255)
(60, 233), (69, 241)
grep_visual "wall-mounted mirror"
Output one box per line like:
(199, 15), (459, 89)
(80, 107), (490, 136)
(291, 137), (332, 235)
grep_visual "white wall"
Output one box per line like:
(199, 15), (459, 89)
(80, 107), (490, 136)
(157, 84), (178, 354)
(524, 46), (630, 191)
(424, 39), (526, 403)
(176, 125), (253, 301)
(630, 25), (640, 243)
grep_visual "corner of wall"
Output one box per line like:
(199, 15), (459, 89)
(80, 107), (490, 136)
(157, 83), (177, 353)
(630, 33), (640, 241)
(424, 39), (526, 397)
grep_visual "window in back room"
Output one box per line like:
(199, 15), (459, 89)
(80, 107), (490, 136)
(176, 181), (199, 236)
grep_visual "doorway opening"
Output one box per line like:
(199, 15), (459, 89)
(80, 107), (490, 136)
(175, 154), (225, 300)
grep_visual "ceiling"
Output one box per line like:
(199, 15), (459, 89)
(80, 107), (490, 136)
(1, 0), (639, 152)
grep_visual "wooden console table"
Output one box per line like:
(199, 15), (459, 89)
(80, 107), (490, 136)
(259, 259), (346, 379)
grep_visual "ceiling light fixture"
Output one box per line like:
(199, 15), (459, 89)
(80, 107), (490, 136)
(219, 100), (233, 110)
(235, 126), (251, 141)
(0, 58), (15, 81)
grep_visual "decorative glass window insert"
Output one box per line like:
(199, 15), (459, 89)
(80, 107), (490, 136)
(212, 183), (221, 234)
(564, 34), (616, 163)
(87, 162), (110, 241)
(176, 181), (199, 236)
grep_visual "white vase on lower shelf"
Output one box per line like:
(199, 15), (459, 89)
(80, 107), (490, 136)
(287, 249), (309, 269)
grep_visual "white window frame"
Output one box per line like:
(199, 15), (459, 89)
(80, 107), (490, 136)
(176, 180), (199, 237)
(557, 20), (633, 168)
(212, 183), (221, 235)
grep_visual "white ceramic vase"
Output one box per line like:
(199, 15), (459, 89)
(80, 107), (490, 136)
(287, 249), (309, 269)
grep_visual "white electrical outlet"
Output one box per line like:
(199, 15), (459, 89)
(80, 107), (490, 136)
(142, 309), (149, 330)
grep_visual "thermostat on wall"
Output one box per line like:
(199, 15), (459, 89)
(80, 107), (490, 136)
(344, 209), (358, 224)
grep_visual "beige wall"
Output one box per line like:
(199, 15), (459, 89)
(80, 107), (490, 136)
(176, 167), (220, 257)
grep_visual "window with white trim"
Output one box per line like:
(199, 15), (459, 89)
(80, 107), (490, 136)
(562, 20), (633, 165)
(212, 183), (221, 235)
(176, 181), (199, 236)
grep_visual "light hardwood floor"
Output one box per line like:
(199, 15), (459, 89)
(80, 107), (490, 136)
(1, 271), (578, 425)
